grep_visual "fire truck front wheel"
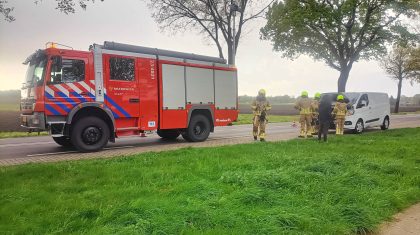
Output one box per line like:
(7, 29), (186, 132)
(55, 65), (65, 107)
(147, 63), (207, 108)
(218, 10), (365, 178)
(70, 117), (110, 152)
(183, 114), (211, 142)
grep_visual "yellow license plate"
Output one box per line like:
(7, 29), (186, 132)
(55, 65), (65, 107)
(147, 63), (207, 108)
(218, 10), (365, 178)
(22, 116), (27, 123)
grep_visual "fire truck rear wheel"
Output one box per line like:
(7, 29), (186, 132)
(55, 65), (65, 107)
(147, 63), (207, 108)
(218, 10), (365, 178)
(70, 116), (110, 152)
(52, 136), (73, 147)
(157, 129), (180, 140)
(183, 114), (211, 142)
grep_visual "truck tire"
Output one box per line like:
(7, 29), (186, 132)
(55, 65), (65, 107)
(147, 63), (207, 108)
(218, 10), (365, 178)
(157, 129), (180, 140)
(183, 114), (211, 142)
(52, 136), (72, 147)
(381, 116), (390, 130)
(70, 116), (110, 152)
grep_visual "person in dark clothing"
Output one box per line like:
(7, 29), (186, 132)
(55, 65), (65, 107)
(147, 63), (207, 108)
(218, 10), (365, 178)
(318, 95), (334, 142)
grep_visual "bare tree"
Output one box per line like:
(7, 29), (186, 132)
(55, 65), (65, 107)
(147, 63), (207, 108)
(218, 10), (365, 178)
(0, 0), (14, 22)
(381, 45), (420, 113)
(0, 0), (103, 22)
(35, 0), (103, 14)
(146, 0), (274, 65)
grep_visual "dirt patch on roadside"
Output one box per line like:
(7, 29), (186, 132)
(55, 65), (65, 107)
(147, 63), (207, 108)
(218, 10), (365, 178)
(375, 203), (420, 235)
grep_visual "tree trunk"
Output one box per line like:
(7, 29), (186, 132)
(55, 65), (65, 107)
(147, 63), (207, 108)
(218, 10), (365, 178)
(337, 65), (352, 92)
(394, 76), (403, 113)
(227, 43), (235, 65)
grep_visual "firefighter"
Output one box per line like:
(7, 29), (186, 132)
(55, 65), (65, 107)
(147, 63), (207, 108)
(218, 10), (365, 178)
(294, 91), (313, 138)
(251, 89), (272, 141)
(332, 95), (348, 135)
(311, 92), (321, 135)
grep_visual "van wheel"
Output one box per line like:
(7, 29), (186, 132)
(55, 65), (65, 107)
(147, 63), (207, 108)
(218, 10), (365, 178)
(52, 136), (72, 147)
(183, 114), (211, 142)
(157, 129), (180, 140)
(381, 116), (390, 130)
(354, 119), (364, 134)
(70, 117), (110, 152)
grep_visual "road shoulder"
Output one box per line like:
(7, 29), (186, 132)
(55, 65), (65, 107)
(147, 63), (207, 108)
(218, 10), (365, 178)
(376, 203), (420, 235)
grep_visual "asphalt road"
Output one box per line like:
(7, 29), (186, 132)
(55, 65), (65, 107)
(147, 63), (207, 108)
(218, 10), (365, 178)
(0, 114), (419, 163)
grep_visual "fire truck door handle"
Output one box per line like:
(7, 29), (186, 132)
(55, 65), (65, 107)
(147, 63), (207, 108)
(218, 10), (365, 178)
(79, 92), (89, 96)
(129, 98), (140, 103)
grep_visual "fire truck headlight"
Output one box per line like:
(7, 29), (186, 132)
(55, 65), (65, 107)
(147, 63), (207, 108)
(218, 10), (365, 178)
(32, 116), (40, 125)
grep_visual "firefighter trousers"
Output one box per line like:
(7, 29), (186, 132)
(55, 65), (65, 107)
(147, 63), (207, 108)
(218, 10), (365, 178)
(253, 116), (267, 140)
(311, 116), (319, 134)
(336, 117), (345, 135)
(299, 114), (312, 137)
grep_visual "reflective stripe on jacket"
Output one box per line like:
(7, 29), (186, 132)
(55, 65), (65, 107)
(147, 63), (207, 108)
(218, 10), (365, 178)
(295, 97), (313, 115)
(333, 102), (347, 117)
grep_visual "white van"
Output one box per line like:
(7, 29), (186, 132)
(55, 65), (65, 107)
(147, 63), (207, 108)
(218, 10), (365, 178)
(322, 92), (391, 133)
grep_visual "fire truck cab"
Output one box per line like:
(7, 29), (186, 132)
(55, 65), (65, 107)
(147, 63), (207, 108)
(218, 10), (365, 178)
(20, 42), (238, 152)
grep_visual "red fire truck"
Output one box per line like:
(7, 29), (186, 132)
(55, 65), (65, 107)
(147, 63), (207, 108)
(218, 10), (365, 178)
(20, 42), (238, 152)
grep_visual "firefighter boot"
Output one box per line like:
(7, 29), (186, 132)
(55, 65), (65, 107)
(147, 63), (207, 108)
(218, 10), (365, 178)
(299, 129), (305, 138)
(306, 125), (313, 138)
(260, 130), (266, 142)
(299, 119), (306, 138)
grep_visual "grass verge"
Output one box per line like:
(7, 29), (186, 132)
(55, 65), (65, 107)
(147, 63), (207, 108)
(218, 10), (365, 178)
(393, 111), (420, 115)
(234, 114), (298, 125)
(1, 128), (420, 234)
(0, 131), (48, 139)
(0, 103), (19, 111)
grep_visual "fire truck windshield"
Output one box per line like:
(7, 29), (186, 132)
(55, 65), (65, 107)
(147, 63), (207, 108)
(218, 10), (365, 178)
(24, 58), (47, 88)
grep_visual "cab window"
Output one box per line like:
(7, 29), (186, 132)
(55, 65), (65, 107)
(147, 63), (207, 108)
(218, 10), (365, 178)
(109, 57), (135, 81)
(50, 58), (85, 84)
(357, 94), (369, 109)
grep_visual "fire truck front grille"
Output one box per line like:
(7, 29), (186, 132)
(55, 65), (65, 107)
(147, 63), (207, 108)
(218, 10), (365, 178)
(20, 99), (35, 110)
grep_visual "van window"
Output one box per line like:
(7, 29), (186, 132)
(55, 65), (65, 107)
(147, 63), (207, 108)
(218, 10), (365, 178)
(109, 57), (135, 81)
(357, 94), (369, 109)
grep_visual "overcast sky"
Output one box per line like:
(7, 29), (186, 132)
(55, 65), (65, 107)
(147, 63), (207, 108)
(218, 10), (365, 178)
(0, 0), (419, 97)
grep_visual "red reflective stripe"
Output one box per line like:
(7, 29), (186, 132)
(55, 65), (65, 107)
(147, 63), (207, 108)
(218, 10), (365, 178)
(49, 86), (77, 110)
(60, 83), (74, 93)
(74, 82), (87, 92)
(74, 82), (95, 101)
(62, 83), (86, 103)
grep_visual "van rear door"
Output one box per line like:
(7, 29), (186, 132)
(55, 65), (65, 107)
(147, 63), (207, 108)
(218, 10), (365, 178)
(356, 94), (374, 127)
(369, 93), (388, 126)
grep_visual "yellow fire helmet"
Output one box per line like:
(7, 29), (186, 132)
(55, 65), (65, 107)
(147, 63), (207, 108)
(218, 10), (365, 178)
(258, 89), (266, 96)
(314, 92), (321, 99)
(337, 94), (345, 101)
(301, 91), (308, 97)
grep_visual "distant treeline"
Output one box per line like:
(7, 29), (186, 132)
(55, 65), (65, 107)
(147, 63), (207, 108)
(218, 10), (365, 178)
(239, 95), (296, 105)
(390, 95), (420, 106)
(0, 90), (20, 104)
(240, 94), (420, 105)
(1, 90), (419, 106)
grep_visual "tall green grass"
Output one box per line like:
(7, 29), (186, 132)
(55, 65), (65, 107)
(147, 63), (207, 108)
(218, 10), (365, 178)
(1, 128), (419, 234)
